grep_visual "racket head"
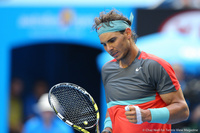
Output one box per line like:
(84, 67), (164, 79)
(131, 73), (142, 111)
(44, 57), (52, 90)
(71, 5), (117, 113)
(48, 83), (99, 130)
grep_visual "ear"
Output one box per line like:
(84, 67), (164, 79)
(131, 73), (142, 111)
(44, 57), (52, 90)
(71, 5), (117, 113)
(125, 28), (132, 39)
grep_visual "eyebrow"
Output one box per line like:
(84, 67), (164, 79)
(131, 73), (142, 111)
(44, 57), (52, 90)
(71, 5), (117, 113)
(100, 37), (117, 45)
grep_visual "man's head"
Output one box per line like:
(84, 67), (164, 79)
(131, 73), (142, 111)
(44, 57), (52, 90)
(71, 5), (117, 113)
(93, 9), (138, 61)
(93, 9), (137, 42)
(37, 93), (54, 121)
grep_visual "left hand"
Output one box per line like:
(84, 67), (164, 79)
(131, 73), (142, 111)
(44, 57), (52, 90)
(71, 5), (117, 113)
(125, 105), (151, 124)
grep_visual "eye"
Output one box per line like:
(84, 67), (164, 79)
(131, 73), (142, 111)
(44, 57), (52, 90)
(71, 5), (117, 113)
(108, 37), (116, 43)
(101, 43), (106, 46)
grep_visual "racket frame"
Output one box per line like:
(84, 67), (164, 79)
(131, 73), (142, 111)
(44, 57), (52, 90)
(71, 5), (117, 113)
(48, 83), (100, 133)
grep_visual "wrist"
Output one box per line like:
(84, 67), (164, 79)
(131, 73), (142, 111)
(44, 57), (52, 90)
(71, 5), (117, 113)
(142, 109), (152, 122)
(148, 107), (170, 124)
(104, 117), (112, 129)
(102, 129), (112, 133)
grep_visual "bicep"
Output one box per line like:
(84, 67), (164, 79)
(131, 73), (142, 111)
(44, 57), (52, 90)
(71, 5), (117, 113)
(160, 87), (186, 105)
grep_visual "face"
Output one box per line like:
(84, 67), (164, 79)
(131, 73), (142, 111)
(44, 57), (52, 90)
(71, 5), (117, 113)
(41, 111), (54, 121)
(99, 29), (132, 61)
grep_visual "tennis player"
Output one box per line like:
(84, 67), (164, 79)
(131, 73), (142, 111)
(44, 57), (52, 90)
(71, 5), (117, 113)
(93, 9), (189, 133)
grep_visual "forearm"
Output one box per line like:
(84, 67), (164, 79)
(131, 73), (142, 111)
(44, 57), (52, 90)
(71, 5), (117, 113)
(166, 101), (189, 124)
(141, 102), (189, 124)
(139, 100), (189, 124)
(160, 88), (190, 124)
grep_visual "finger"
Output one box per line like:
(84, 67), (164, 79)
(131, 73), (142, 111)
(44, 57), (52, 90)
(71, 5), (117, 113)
(128, 119), (137, 123)
(125, 111), (136, 116)
(125, 105), (136, 112)
(128, 106), (136, 111)
(126, 115), (137, 120)
(126, 115), (137, 123)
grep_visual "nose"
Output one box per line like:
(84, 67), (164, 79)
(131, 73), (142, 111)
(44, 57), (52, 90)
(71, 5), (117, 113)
(106, 44), (114, 52)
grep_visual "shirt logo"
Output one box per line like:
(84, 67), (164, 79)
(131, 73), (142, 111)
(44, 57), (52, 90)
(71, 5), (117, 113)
(135, 67), (142, 72)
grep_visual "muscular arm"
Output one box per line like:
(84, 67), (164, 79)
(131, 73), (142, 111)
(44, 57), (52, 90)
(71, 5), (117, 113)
(125, 87), (189, 124)
(160, 87), (189, 124)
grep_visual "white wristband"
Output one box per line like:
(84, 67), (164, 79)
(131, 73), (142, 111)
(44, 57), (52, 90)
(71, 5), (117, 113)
(125, 105), (143, 124)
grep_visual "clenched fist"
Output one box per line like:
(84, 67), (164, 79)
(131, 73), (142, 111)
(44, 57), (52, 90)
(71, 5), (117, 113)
(125, 105), (152, 124)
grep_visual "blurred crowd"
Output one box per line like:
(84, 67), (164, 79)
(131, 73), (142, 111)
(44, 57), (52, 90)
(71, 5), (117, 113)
(9, 78), (74, 133)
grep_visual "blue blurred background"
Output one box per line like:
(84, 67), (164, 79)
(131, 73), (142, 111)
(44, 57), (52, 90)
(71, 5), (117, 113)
(1, 0), (200, 133)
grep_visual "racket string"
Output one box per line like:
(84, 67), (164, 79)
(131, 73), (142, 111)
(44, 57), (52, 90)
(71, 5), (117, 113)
(50, 85), (97, 128)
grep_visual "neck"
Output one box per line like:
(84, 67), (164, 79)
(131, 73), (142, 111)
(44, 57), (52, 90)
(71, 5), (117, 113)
(119, 43), (139, 68)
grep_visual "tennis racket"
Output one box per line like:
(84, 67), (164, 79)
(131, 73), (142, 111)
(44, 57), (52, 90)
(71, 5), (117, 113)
(48, 83), (100, 133)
